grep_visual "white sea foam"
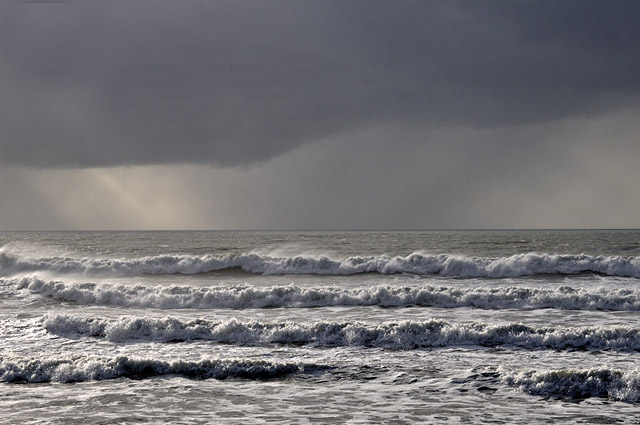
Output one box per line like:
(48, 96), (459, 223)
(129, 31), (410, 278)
(44, 315), (640, 351)
(1, 251), (640, 277)
(8, 276), (640, 311)
(500, 367), (640, 402)
(0, 355), (315, 383)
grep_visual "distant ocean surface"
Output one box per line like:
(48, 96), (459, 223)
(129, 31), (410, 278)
(2, 230), (640, 424)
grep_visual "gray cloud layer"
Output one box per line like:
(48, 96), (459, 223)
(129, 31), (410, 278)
(2, 0), (639, 168)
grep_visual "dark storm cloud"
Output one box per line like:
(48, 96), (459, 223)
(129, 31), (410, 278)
(1, 0), (639, 168)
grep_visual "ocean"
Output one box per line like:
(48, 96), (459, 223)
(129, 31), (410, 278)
(1, 230), (640, 423)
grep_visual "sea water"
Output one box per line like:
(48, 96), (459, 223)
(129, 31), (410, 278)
(1, 230), (640, 423)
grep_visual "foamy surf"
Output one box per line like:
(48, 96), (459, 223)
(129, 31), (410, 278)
(44, 315), (640, 350)
(0, 355), (320, 383)
(500, 367), (640, 402)
(8, 276), (640, 311)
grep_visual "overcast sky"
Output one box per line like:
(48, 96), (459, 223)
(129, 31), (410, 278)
(1, 0), (639, 230)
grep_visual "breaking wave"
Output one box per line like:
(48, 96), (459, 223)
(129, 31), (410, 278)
(501, 367), (640, 402)
(8, 277), (640, 311)
(2, 251), (640, 278)
(0, 355), (318, 384)
(45, 315), (640, 351)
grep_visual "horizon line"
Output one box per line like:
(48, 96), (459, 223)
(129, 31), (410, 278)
(2, 228), (639, 232)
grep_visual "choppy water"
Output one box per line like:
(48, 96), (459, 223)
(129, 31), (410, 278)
(1, 230), (640, 423)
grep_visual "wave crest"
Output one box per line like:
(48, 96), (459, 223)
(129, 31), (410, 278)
(9, 277), (640, 311)
(501, 367), (640, 402)
(0, 355), (317, 383)
(44, 315), (640, 351)
(2, 251), (640, 277)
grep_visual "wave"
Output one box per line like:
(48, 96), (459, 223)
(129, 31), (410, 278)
(0, 355), (319, 384)
(2, 251), (640, 278)
(44, 315), (640, 351)
(501, 367), (640, 402)
(9, 277), (640, 311)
